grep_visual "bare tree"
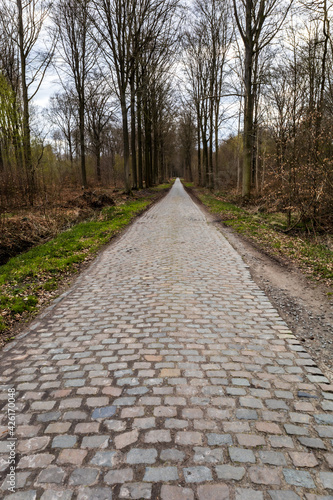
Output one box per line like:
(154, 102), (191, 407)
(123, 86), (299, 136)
(0, 16), (23, 191)
(53, 0), (97, 189)
(136, 0), (181, 187)
(48, 90), (78, 169)
(183, 0), (232, 189)
(233, 0), (292, 197)
(91, 0), (181, 192)
(86, 78), (115, 182)
(178, 109), (195, 182)
(91, 0), (142, 192)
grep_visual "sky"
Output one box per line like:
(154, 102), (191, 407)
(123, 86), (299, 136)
(34, 71), (62, 109)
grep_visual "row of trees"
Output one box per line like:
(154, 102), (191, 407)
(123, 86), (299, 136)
(0, 0), (333, 229)
(0, 0), (182, 206)
(0, 0), (53, 205)
(181, 0), (333, 228)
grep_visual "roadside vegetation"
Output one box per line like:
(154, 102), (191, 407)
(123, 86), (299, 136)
(185, 183), (333, 290)
(0, 184), (171, 347)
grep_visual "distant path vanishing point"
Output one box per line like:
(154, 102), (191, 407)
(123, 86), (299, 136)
(0, 178), (332, 499)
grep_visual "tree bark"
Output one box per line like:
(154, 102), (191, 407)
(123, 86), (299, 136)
(197, 103), (202, 186)
(121, 92), (131, 193)
(79, 97), (87, 188)
(96, 145), (101, 182)
(17, 0), (34, 205)
(137, 85), (143, 188)
(242, 2), (254, 198)
(130, 72), (137, 189)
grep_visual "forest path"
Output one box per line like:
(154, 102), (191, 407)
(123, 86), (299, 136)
(0, 178), (332, 500)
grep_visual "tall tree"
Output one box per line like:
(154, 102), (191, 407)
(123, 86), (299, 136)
(86, 78), (115, 182)
(233, 0), (292, 197)
(0, 13), (23, 187)
(48, 90), (78, 169)
(91, 0), (181, 192)
(91, 0), (142, 192)
(183, 0), (232, 188)
(1, 0), (53, 204)
(53, 0), (97, 189)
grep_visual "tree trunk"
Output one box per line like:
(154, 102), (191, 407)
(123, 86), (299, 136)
(243, 39), (254, 197)
(130, 72), (137, 189)
(144, 97), (151, 188)
(0, 142), (4, 172)
(137, 95), (143, 188)
(152, 118), (158, 185)
(197, 105), (202, 186)
(96, 145), (101, 182)
(68, 128), (74, 170)
(215, 106), (219, 188)
(242, 0), (254, 198)
(209, 105), (214, 189)
(201, 117), (209, 187)
(79, 97), (87, 188)
(121, 92), (131, 193)
(17, 0), (34, 205)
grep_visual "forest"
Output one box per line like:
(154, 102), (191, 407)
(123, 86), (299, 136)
(0, 0), (332, 343)
(0, 0), (333, 251)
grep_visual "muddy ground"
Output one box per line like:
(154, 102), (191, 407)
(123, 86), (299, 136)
(191, 193), (333, 381)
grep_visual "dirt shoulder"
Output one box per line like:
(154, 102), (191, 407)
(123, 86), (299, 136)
(187, 186), (333, 380)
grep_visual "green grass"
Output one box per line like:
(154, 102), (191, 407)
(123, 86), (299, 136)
(182, 181), (194, 188)
(200, 193), (244, 215)
(196, 190), (333, 286)
(150, 181), (174, 191)
(0, 196), (157, 337)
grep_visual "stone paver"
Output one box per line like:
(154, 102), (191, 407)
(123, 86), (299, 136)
(0, 179), (332, 498)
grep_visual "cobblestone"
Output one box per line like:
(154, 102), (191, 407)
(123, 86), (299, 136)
(90, 451), (117, 466)
(259, 450), (287, 465)
(183, 466), (213, 483)
(68, 467), (99, 486)
(51, 435), (77, 448)
(160, 449), (185, 462)
(319, 472), (333, 489)
(249, 466), (281, 485)
(1, 179), (332, 499)
(41, 491), (73, 500)
(269, 492), (301, 500)
(216, 464), (245, 480)
(235, 489), (264, 500)
(193, 447), (224, 463)
(17, 436), (49, 453)
(119, 483), (152, 499)
(160, 486), (194, 500)
(36, 466), (65, 484)
(197, 484), (230, 500)
(127, 448), (157, 464)
(229, 447), (256, 463)
(81, 435), (109, 449)
(104, 469), (133, 484)
(289, 451), (319, 467)
(298, 437), (327, 449)
(76, 488), (112, 500)
(283, 469), (316, 488)
(143, 466), (178, 481)
(57, 449), (87, 465)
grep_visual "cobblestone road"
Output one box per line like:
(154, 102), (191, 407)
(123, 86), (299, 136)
(1, 179), (333, 500)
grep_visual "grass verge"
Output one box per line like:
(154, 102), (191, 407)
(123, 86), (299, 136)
(188, 186), (333, 289)
(0, 186), (170, 345)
